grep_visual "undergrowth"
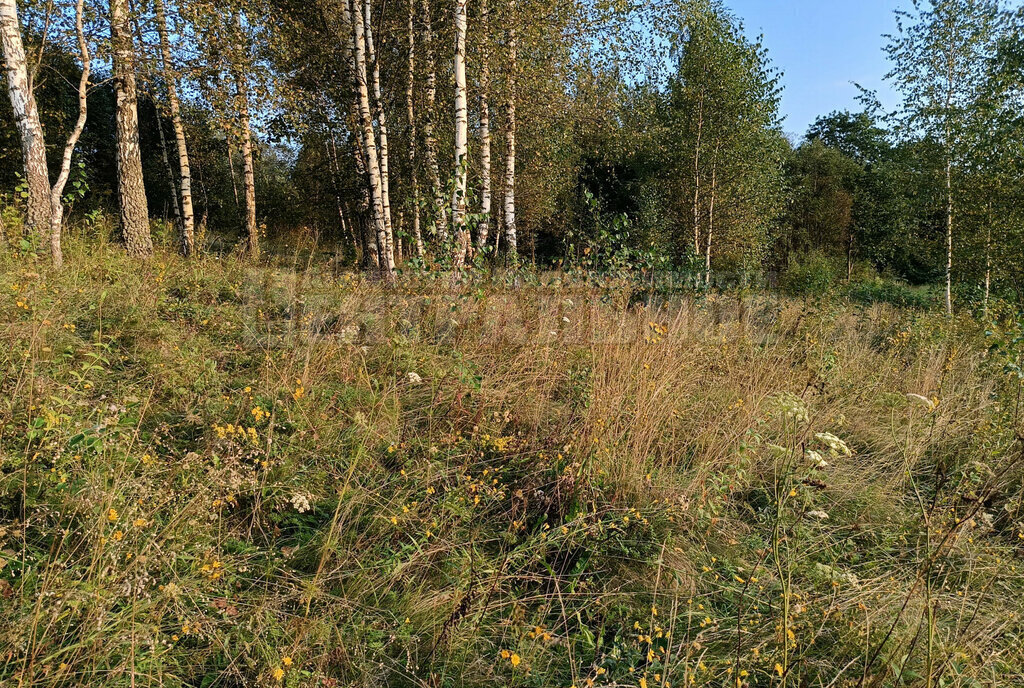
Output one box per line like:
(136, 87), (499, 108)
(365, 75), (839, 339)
(2, 238), (1024, 687)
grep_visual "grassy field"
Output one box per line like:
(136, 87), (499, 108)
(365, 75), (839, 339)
(2, 238), (1024, 687)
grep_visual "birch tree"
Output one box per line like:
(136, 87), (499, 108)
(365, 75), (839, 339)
(660, 0), (783, 280)
(406, 0), (423, 256)
(475, 0), (491, 250)
(47, 0), (91, 266)
(110, 0), (153, 256)
(884, 0), (1002, 315)
(347, 0), (394, 279)
(0, 0), (50, 234)
(364, 0), (395, 265)
(502, 6), (518, 262)
(0, 0), (93, 265)
(420, 0), (447, 243)
(229, 14), (259, 256)
(450, 0), (469, 269)
(154, 0), (197, 255)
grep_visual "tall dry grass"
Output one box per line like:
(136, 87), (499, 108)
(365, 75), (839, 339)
(1, 242), (1023, 687)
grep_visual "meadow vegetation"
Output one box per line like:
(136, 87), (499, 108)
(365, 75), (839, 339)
(3, 233), (1024, 687)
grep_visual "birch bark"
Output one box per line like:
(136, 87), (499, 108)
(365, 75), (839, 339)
(0, 0), (50, 234)
(110, 0), (153, 256)
(48, 0), (91, 267)
(232, 65), (258, 256)
(502, 12), (517, 261)
(154, 0), (196, 255)
(476, 0), (491, 251)
(450, 0), (469, 270)
(406, 0), (424, 256)
(364, 0), (395, 266)
(348, 0), (394, 279)
(421, 0), (447, 243)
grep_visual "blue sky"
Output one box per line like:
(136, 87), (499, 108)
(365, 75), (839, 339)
(726, 0), (908, 138)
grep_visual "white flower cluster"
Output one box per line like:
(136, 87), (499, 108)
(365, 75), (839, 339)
(815, 432), (851, 457)
(339, 324), (360, 344)
(806, 449), (829, 468)
(290, 493), (313, 513)
(776, 392), (809, 423)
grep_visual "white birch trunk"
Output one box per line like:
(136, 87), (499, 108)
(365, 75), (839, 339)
(692, 92), (704, 257)
(348, 0), (394, 280)
(364, 0), (395, 266)
(450, 0), (470, 271)
(352, 128), (379, 269)
(327, 0), (378, 269)
(984, 201), (992, 319)
(47, 0), (90, 268)
(502, 14), (517, 261)
(0, 0), (51, 233)
(232, 65), (258, 256)
(154, 0), (196, 256)
(154, 105), (181, 223)
(406, 0), (424, 257)
(704, 151), (718, 287)
(476, 0), (491, 251)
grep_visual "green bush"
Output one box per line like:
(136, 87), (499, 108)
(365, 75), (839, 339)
(843, 277), (934, 309)
(779, 251), (843, 296)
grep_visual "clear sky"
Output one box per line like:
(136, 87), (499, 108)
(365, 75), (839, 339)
(726, 0), (908, 139)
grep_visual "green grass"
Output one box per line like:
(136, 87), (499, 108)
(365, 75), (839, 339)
(2, 238), (1024, 687)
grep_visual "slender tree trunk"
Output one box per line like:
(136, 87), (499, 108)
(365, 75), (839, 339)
(847, 232), (853, 282)
(493, 208), (501, 253)
(231, 64), (258, 256)
(341, 202), (358, 256)
(945, 156), (953, 316)
(154, 105), (181, 223)
(502, 13), (517, 262)
(704, 151), (717, 287)
(984, 200), (992, 319)
(326, 134), (356, 254)
(692, 91), (704, 258)
(47, 0), (90, 268)
(0, 0), (50, 234)
(405, 0), (424, 257)
(154, 0), (196, 256)
(325, 0), (377, 269)
(421, 0), (447, 243)
(396, 208), (405, 262)
(224, 133), (239, 208)
(450, 0), (470, 271)
(353, 132), (378, 269)
(194, 150), (209, 246)
(476, 0), (491, 251)
(364, 0), (395, 267)
(333, 139), (364, 259)
(348, 0), (394, 280)
(237, 113), (258, 256)
(110, 0), (152, 256)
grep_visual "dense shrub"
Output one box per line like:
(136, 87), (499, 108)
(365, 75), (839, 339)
(843, 276), (935, 309)
(779, 251), (843, 296)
